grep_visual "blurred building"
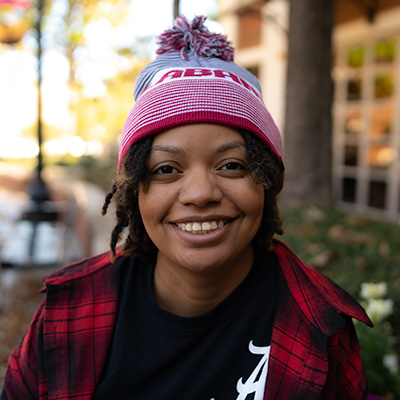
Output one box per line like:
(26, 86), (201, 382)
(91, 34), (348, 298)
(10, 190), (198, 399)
(218, 0), (400, 221)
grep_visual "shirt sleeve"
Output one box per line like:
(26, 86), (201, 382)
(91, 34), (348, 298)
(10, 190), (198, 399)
(323, 316), (368, 399)
(1, 301), (46, 400)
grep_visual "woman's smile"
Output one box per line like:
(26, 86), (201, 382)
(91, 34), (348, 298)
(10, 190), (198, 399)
(171, 214), (235, 235)
(174, 219), (227, 234)
(170, 217), (236, 249)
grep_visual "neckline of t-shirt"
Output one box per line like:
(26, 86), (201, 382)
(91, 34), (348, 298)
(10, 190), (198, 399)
(141, 251), (277, 335)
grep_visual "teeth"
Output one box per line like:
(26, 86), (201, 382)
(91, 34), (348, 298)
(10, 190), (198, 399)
(176, 220), (226, 234)
(193, 222), (202, 231)
(202, 222), (211, 230)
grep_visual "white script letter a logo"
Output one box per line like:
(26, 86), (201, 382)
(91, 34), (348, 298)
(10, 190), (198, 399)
(235, 341), (270, 400)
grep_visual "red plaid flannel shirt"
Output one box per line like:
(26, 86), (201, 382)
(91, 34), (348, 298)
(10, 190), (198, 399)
(2, 240), (372, 399)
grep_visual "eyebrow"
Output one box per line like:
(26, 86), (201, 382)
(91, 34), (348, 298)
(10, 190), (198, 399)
(150, 145), (186, 154)
(150, 141), (246, 155)
(216, 141), (246, 153)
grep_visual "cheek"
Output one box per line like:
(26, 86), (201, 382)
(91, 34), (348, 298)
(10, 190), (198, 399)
(237, 182), (265, 217)
(138, 186), (172, 227)
(246, 192), (265, 234)
(138, 192), (153, 224)
(251, 192), (265, 223)
(138, 189), (152, 227)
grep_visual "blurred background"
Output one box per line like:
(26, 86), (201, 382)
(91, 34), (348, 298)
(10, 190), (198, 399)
(0, 0), (400, 397)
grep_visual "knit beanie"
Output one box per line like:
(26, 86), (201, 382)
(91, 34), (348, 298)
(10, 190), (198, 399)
(118, 15), (284, 174)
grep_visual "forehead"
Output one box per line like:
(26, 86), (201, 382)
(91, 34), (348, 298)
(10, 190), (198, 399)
(151, 123), (245, 150)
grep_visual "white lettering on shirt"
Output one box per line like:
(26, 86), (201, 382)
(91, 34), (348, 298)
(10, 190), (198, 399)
(209, 340), (270, 400)
(236, 341), (270, 400)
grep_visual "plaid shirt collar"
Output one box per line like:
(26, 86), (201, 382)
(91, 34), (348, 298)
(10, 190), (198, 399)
(273, 239), (372, 333)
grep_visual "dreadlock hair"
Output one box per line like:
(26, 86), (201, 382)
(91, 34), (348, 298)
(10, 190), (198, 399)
(102, 129), (284, 262)
(241, 131), (284, 249)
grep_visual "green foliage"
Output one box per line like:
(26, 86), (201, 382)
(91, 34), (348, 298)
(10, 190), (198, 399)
(280, 206), (400, 398)
(357, 320), (400, 397)
(356, 282), (400, 398)
(280, 206), (400, 299)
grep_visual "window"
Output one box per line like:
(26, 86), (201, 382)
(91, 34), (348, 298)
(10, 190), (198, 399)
(334, 35), (399, 219)
(369, 145), (394, 169)
(368, 180), (386, 209)
(344, 145), (358, 166)
(342, 177), (357, 203)
(371, 105), (393, 137)
(345, 110), (363, 135)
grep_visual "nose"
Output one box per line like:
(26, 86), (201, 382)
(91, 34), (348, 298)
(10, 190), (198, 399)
(178, 167), (223, 207)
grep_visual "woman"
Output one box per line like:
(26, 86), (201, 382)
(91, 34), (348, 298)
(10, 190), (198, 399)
(2, 16), (372, 400)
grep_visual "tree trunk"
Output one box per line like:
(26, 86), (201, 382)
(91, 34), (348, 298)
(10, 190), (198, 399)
(173, 0), (180, 21)
(282, 0), (334, 207)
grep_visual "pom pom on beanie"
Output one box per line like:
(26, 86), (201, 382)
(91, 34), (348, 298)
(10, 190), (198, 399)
(156, 15), (234, 61)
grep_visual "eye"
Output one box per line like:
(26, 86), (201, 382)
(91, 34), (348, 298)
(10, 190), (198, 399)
(220, 162), (245, 171)
(150, 163), (182, 182)
(218, 160), (249, 178)
(153, 165), (179, 175)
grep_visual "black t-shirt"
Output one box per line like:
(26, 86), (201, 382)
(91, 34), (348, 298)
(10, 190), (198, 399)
(93, 251), (279, 400)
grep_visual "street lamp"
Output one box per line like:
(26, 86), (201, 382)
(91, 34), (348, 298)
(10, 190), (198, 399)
(0, 0), (61, 267)
(1, 0), (53, 208)
(24, 0), (54, 208)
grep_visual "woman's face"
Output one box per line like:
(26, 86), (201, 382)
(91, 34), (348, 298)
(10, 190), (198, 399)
(138, 123), (264, 276)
